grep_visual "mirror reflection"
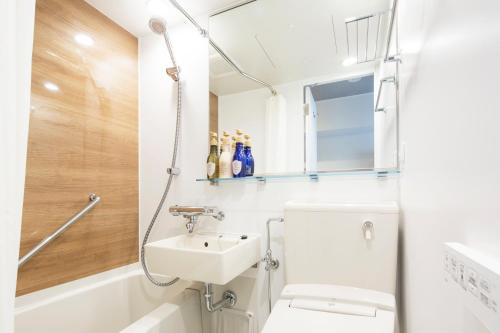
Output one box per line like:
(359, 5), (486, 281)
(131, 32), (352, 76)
(208, 0), (398, 177)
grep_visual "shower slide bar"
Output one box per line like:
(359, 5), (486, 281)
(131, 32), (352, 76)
(18, 193), (101, 268)
(168, 0), (277, 95)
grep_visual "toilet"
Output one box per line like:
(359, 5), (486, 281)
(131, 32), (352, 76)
(262, 201), (399, 333)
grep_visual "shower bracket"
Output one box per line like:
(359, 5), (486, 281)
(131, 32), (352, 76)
(166, 66), (180, 81)
(167, 167), (180, 175)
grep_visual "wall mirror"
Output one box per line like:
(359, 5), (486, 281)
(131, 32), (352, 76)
(208, 0), (399, 177)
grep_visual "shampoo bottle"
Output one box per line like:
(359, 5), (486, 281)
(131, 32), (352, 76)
(206, 132), (219, 179)
(219, 137), (233, 178)
(232, 131), (247, 178)
(220, 131), (230, 155)
(243, 134), (254, 176)
(231, 136), (236, 157)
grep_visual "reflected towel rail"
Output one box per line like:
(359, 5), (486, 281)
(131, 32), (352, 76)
(18, 193), (101, 268)
(374, 75), (396, 112)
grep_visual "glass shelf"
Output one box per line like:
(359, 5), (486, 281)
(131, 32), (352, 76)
(196, 168), (399, 184)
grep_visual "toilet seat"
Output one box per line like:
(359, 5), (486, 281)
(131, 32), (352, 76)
(261, 284), (396, 333)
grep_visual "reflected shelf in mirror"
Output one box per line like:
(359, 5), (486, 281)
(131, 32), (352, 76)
(196, 168), (399, 184)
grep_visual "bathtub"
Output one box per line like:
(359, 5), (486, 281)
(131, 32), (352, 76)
(15, 264), (203, 333)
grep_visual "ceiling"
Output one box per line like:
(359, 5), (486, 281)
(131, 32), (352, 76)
(85, 0), (247, 37)
(84, 0), (391, 97)
(310, 74), (374, 101)
(209, 0), (391, 96)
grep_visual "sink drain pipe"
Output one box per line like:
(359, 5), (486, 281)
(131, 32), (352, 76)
(204, 283), (237, 312)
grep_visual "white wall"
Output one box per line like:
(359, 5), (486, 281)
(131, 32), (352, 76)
(1, 1), (36, 332)
(140, 16), (399, 331)
(398, 0), (500, 332)
(316, 93), (374, 170)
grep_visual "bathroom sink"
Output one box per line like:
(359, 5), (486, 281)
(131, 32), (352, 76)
(145, 233), (261, 285)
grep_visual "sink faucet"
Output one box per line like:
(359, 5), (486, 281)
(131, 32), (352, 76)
(169, 206), (225, 233)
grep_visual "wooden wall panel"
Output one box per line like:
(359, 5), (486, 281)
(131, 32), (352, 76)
(209, 92), (218, 135)
(17, 0), (138, 296)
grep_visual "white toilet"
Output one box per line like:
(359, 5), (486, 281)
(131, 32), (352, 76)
(262, 201), (399, 333)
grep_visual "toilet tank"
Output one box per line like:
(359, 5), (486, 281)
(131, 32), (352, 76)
(284, 201), (399, 295)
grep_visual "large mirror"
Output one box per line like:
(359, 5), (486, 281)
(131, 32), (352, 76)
(208, 0), (399, 176)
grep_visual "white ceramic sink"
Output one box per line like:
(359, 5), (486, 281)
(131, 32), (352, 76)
(145, 232), (261, 285)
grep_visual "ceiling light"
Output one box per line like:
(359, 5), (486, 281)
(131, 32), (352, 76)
(74, 33), (94, 46)
(342, 57), (357, 66)
(43, 81), (59, 92)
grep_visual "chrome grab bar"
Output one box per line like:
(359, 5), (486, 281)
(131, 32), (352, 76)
(18, 193), (101, 268)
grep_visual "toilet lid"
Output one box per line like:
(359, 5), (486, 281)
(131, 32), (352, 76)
(261, 284), (395, 333)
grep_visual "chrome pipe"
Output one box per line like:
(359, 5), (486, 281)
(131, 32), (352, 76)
(263, 217), (284, 314)
(266, 217), (284, 254)
(204, 283), (237, 312)
(210, 0), (257, 17)
(18, 193), (101, 268)
(167, 0), (277, 95)
(209, 38), (276, 95)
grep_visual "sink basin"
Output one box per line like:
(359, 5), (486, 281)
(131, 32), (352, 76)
(145, 232), (261, 285)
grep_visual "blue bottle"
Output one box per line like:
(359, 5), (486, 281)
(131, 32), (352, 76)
(243, 135), (254, 176)
(232, 135), (247, 178)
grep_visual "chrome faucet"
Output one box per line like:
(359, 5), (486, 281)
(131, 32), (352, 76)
(169, 205), (225, 233)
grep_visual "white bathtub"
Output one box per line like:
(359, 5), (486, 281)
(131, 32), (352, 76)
(15, 264), (203, 333)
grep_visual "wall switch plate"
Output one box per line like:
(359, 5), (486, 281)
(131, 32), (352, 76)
(444, 243), (500, 332)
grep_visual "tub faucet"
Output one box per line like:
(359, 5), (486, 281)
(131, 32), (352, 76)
(169, 205), (225, 233)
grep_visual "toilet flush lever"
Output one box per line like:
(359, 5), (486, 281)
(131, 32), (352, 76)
(362, 221), (374, 240)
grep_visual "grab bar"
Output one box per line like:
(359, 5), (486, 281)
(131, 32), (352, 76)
(18, 193), (101, 268)
(374, 75), (396, 112)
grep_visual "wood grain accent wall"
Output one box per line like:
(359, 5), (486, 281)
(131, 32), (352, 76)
(17, 0), (138, 296)
(209, 92), (218, 135)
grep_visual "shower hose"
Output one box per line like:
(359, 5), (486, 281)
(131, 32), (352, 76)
(140, 76), (182, 287)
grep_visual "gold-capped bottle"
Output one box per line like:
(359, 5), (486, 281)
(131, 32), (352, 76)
(244, 134), (254, 176)
(219, 136), (232, 178)
(231, 136), (236, 157)
(232, 131), (247, 178)
(207, 132), (219, 179)
(220, 131), (230, 155)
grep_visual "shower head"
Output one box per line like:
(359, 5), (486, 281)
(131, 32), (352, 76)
(148, 16), (179, 81)
(149, 17), (167, 35)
